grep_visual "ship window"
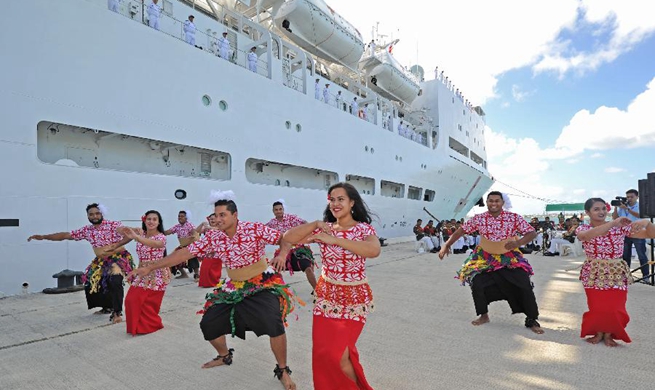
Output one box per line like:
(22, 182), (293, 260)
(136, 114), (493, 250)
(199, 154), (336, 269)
(36, 122), (231, 181)
(219, 100), (228, 111)
(246, 158), (338, 190)
(174, 189), (187, 200)
(424, 189), (435, 202)
(408, 186), (422, 200)
(345, 174), (375, 195)
(295, 124), (302, 132)
(285, 121), (291, 129)
(380, 180), (404, 198)
(202, 95), (212, 106)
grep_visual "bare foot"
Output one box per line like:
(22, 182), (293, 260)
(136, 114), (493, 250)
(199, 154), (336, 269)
(603, 333), (618, 347)
(585, 333), (603, 344)
(530, 325), (545, 334)
(112, 315), (123, 324)
(202, 359), (226, 369)
(279, 372), (296, 390)
(94, 308), (111, 315)
(471, 314), (490, 326)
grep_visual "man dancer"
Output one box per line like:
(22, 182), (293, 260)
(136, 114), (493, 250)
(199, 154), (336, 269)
(28, 203), (134, 323)
(438, 191), (544, 334)
(265, 200), (317, 289)
(132, 191), (297, 390)
(165, 210), (199, 279)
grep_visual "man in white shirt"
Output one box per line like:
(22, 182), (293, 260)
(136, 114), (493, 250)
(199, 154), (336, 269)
(147, 0), (161, 30)
(314, 79), (320, 100)
(218, 32), (231, 60)
(322, 84), (330, 104)
(183, 15), (196, 46)
(350, 97), (358, 116)
(247, 47), (258, 72)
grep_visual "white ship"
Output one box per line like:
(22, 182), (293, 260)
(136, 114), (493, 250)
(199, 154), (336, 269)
(0, 0), (493, 296)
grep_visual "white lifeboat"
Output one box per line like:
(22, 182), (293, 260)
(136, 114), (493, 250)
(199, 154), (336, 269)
(273, 0), (365, 69)
(359, 43), (421, 104)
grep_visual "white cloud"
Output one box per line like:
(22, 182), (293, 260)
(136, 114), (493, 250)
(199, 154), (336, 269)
(573, 189), (587, 195)
(328, 0), (654, 104)
(605, 167), (626, 173)
(511, 84), (535, 102)
(555, 77), (655, 150)
(590, 152), (605, 158)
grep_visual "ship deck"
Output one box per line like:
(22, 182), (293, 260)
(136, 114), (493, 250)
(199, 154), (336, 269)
(1, 242), (654, 389)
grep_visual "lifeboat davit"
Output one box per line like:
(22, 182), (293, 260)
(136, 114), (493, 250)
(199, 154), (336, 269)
(273, 0), (365, 69)
(359, 45), (421, 104)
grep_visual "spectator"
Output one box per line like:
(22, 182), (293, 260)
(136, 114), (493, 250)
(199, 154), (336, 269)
(612, 189), (649, 278)
(218, 32), (231, 60)
(413, 219), (437, 253)
(147, 0), (161, 30)
(183, 15), (196, 46)
(323, 84), (330, 104)
(247, 47), (258, 72)
(314, 79), (321, 100)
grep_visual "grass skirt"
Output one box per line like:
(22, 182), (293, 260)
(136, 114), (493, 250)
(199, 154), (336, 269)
(82, 250), (135, 294)
(457, 246), (533, 285)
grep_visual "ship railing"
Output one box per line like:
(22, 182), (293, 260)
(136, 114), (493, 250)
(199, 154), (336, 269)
(105, 0), (270, 78)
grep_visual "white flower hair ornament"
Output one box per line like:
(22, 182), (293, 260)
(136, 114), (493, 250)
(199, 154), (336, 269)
(501, 192), (513, 210)
(97, 203), (109, 216)
(184, 209), (193, 221)
(275, 198), (286, 208)
(209, 190), (236, 205)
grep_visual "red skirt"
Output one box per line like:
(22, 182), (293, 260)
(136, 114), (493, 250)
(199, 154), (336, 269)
(581, 288), (631, 343)
(124, 286), (165, 336)
(198, 257), (223, 288)
(313, 315), (373, 390)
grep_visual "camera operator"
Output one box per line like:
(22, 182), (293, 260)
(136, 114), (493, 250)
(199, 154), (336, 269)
(612, 189), (649, 278)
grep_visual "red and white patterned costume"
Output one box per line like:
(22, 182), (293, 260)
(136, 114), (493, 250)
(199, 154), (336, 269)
(187, 221), (281, 269)
(130, 233), (170, 291)
(265, 214), (307, 233)
(462, 211), (534, 240)
(576, 224), (632, 290)
(313, 222), (376, 323)
(70, 220), (124, 247)
(168, 222), (196, 238)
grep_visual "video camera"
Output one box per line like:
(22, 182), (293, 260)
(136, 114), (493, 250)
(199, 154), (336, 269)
(610, 196), (628, 207)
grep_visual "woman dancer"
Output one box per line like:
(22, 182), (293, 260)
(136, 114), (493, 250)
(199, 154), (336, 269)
(197, 213), (223, 288)
(576, 198), (655, 346)
(121, 210), (171, 335)
(281, 182), (380, 390)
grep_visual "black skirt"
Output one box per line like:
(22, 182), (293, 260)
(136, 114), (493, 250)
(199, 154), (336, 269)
(200, 290), (285, 340)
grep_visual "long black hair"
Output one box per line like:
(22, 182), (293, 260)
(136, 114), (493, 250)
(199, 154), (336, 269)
(142, 210), (165, 233)
(323, 182), (375, 224)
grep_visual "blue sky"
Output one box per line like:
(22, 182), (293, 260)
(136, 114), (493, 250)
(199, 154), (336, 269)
(329, 0), (654, 214)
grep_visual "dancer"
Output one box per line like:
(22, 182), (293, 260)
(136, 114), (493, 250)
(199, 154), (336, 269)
(265, 199), (317, 289)
(165, 210), (200, 279)
(132, 190), (297, 390)
(281, 182), (380, 390)
(121, 210), (170, 335)
(439, 191), (544, 334)
(576, 198), (655, 346)
(197, 213), (224, 288)
(27, 203), (134, 323)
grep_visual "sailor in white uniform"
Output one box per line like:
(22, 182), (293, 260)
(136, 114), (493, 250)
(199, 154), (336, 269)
(397, 120), (404, 135)
(335, 91), (342, 109)
(314, 79), (321, 100)
(183, 15), (196, 46)
(323, 84), (330, 104)
(108, 0), (119, 12)
(218, 32), (231, 60)
(350, 97), (358, 115)
(247, 47), (258, 72)
(368, 40), (376, 56)
(147, 0), (161, 31)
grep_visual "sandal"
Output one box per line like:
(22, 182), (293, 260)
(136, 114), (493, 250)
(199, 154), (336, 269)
(273, 364), (292, 380)
(211, 348), (234, 366)
(109, 311), (123, 323)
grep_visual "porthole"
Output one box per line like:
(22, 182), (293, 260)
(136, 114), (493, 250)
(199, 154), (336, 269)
(202, 95), (212, 106)
(399, 157), (403, 162)
(219, 100), (228, 111)
(395, 155), (399, 161)
(285, 121), (291, 129)
(365, 146), (369, 152)
(370, 148), (374, 154)
(285, 180), (290, 187)
(275, 179), (281, 186)
(174, 189), (187, 200)
(295, 124), (302, 132)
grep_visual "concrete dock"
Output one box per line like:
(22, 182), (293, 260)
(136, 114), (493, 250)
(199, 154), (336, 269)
(1, 242), (654, 389)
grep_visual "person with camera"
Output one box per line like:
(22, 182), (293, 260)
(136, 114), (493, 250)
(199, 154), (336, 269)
(612, 189), (649, 279)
